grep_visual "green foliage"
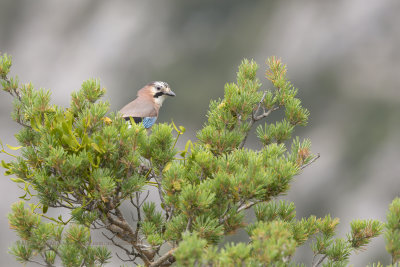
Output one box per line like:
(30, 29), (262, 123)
(8, 202), (111, 266)
(257, 119), (294, 145)
(0, 52), (395, 266)
(249, 220), (297, 264)
(174, 222), (297, 267)
(197, 59), (261, 155)
(142, 123), (176, 170)
(174, 233), (207, 266)
(308, 217), (383, 267)
(385, 198), (400, 264)
(348, 219), (383, 250)
(0, 53), (12, 80)
(254, 200), (296, 222)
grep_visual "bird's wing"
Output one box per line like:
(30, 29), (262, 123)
(142, 117), (158, 128)
(120, 97), (158, 118)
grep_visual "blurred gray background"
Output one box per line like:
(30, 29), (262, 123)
(1, 0), (399, 266)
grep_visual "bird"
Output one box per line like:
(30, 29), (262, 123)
(119, 81), (175, 128)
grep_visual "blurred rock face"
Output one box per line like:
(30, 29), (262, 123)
(1, 0), (399, 266)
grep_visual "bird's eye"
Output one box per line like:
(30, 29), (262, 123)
(156, 86), (161, 90)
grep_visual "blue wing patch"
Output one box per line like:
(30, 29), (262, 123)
(142, 117), (157, 128)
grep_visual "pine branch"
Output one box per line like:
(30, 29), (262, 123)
(1, 74), (33, 129)
(3, 55), (352, 267)
(105, 221), (152, 266)
(105, 208), (161, 265)
(105, 213), (136, 243)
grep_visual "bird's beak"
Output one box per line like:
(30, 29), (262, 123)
(165, 89), (176, 97)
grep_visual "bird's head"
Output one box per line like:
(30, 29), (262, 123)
(140, 81), (175, 106)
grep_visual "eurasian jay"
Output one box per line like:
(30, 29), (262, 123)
(120, 81), (175, 128)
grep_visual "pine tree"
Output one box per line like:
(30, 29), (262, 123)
(1, 52), (399, 266)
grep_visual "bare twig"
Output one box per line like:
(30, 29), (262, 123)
(218, 204), (231, 224)
(92, 220), (110, 230)
(166, 206), (174, 222)
(154, 167), (169, 219)
(312, 253), (317, 266)
(254, 106), (279, 121)
(301, 153), (320, 170)
(186, 217), (192, 232)
(237, 200), (261, 213)
(102, 232), (132, 257)
(154, 173), (166, 206)
(254, 91), (268, 119)
(15, 118), (32, 129)
(27, 260), (49, 267)
(149, 248), (176, 267)
(239, 91), (279, 149)
(105, 216), (153, 265)
(2, 77), (21, 101)
(130, 192), (144, 240)
(219, 201), (261, 225)
(312, 255), (327, 267)
(45, 241), (61, 257)
(116, 252), (136, 263)
(140, 190), (150, 206)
